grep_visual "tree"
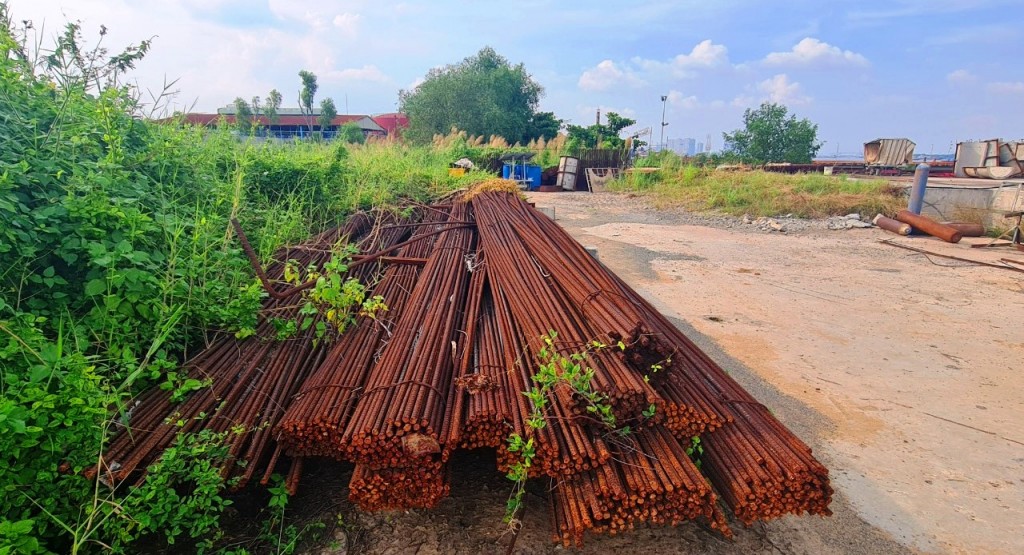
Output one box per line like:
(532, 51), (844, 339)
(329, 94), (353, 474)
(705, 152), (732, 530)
(339, 121), (366, 144)
(250, 95), (262, 132)
(318, 97), (337, 139)
(298, 70), (318, 135)
(233, 96), (253, 134)
(722, 102), (822, 164)
(526, 111), (562, 142)
(399, 47), (550, 144)
(265, 88), (282, 125)
(565, 111), (635, 150)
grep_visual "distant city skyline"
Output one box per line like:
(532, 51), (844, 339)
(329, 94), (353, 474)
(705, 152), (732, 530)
(13, 1), (1023, 151)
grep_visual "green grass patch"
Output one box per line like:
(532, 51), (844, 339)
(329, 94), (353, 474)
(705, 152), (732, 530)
(611, 164), (905, 218)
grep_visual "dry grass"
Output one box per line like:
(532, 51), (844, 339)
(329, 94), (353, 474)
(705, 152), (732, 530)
(611, 165), (905, 218)
(461, 178), (523, 201)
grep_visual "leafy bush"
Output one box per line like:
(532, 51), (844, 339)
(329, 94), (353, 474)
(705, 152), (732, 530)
(0, 6), (485, 551)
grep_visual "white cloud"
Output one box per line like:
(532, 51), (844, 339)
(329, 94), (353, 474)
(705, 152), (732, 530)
(988, 81), (1024, 94)
(763, 38), (868, 68)
(731, 95), (755, 108)
(332, 13), (361, 35)
(634, 40), (729, 77)
(757, 74), (810, 105)
(328, 65), (390, 83)
(666, 90), (699, 109)
(578, 60), (644, 91)
(946, 69), (975, 83)
(672, 39), (729, 68)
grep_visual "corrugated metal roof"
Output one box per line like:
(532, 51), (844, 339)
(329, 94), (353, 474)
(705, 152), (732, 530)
(172, 113), (386, 132)
(370, 113), (409, 135)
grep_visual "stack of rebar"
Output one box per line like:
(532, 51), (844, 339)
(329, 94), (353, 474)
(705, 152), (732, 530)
(550, 427), (733, 547)
(341, 203), (474, 468)
(600, 250), (833, 524)
(91, 213), (380, 490)
(348, 462), (451, 511)
(274, 210), (447, 459)
(94, 188), (832, 548)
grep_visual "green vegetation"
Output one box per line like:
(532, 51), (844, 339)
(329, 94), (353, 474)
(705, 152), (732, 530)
(317, 97), (338, 135)
(614, 155), (903, 218)
(0, 9), (499, 552)
(504, 332), (645, 528)
(566, 112), (636, 150)
(338, 121), (366, 144)
(723, 102), (822, 164)
(399, 47), (557, 144)
(0, 5), (897, 552)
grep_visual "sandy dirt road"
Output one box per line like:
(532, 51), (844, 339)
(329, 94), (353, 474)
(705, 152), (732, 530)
(523, 191), (1024, 554)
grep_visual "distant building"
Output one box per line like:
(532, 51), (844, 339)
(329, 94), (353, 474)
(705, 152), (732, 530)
(696, 142), (704, 154)
(370, 113), (410, 137)
(683, 138), (697, 156)
(162, 106), (408, 140)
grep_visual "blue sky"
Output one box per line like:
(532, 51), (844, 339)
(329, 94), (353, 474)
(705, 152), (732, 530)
(15, 0), (1024, 156)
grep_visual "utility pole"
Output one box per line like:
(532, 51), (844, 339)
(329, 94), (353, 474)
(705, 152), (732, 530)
(659, 95), (668, 152)
(595, 108), (602, 148)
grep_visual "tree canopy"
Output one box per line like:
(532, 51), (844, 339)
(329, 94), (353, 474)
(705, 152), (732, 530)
(233, 96), (254, 134)
(318, 97), (337, 135)
(565, 112), (636, 150)
(399, 47), (557, 144)
(722, 102), (822, 164)
(298, 70), (318, 133)
(265, 88), (282, 125)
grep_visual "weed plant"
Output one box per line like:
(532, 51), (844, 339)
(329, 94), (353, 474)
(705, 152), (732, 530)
(0, 8), (488, 552)
(615, 153), (904, 218)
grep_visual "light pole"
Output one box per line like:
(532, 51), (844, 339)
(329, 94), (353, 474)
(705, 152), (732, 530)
(659, 95), (668, 152)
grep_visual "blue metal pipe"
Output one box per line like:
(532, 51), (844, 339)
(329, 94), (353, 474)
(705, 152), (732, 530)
(908, 163), (929, 214)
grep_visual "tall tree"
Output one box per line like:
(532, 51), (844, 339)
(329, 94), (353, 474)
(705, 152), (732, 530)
(233, 96), (253, 134)
(250, 95), (262, 132)
(318, 97), (338, 139)
(399, 47), (549, 144)
(565, 112), (635, 150)
(722, 102), (822, 163)
(265, 88), (282, 125)
(298, 70), (318, 135)
(527, 111), (562, 142)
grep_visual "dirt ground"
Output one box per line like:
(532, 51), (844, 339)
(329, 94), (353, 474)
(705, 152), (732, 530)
(286, 191), (1022, 555)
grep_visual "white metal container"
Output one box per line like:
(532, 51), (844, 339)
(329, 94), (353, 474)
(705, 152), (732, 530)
(557, 156), (580, 191)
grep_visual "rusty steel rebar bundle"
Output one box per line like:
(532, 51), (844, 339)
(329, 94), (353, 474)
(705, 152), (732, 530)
(598, 259), (833, 523)
(91, 211), (408, 488)
(448, 286), (518, 451)
(550, 426), (732, 548)
(89, 189), (835, 548)
(341, 203), (476, 467)
(481, 192), (678, 373)
(348, 462), (451, 512)
(274, 211), (448, 459)
(701, 401), (832, 524)
(473, 192), (665, 426)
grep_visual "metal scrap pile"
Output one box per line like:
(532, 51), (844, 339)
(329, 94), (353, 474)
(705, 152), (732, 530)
(95, 188), (832, 547)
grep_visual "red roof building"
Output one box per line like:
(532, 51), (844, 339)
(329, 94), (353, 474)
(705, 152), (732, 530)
(160, 106), (405, 141)
(370, 113), (410, 137)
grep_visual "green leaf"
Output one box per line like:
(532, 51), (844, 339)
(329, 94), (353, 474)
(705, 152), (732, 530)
(84, 278), (106, 296)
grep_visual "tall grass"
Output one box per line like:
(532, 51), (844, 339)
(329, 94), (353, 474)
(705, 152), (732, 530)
(612, 164), (904, 218)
